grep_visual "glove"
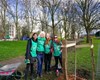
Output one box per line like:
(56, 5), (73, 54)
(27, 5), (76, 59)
(24, 59), (30, 64)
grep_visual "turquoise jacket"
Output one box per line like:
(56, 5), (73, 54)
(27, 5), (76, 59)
(30, 40), (37, 57)
(37, 36), (46, 52)
(44, 40), (52, 54)
(53, 41), (62, 56)
(25, 38), (37, 59)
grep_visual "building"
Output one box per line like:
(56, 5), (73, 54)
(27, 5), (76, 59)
(4, 24), (16, 39)
(8, 25), (16, 39)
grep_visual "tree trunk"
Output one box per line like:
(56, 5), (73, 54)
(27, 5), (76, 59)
(52, 25), (55, 36)
(86, 30), (90, 43)
(71, 27), (75, 40)
(65, 33), (67, 39)
(64, 25), (67, 39)
(15, 0), (20, 40)
(59, 26), (62, 40)
(63, 16), (67, 39)
(41, 23), (44, 31)
(1, 0), (7, 40)
(52, 12), (55, 36)
(46, 23), (48, 33)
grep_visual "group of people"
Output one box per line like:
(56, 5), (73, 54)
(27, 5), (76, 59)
(24, 31), (62, 80)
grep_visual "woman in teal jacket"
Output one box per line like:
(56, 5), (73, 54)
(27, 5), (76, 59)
(24, 32), (38, 80)
(53, 36), (62, 75)
(37, 31), (46, 77)
(44, 33), (52, 73)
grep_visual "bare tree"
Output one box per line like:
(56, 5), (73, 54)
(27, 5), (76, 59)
(15, 0), (20, 39)
(21, 0), (39, 35)
(70, 3), (78, 40)
(38, 0), (62, 35)
(60, 0), (72, 39)
(39, 6), (49, 32)
(75, 0), (100, 43)
(0, 0), (7, 36)
(29, 2), (37, 33)
(22, 0), (30, 36)
(60, 0), (79, 40)
(6, 0), (21, 39)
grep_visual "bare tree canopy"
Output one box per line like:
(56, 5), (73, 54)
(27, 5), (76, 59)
(0, 0), (100, 41)
(75, 0), (100, 43)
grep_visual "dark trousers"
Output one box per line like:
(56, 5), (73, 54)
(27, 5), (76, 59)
(44, 53), (52, 72)
(24, 58), (37, 80)
(54, 54), (62, 70)
(24, 64), (33, 80)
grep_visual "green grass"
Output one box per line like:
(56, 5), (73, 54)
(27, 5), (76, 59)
(0, 41), (27, 61)
(67, 38), (100, 79)
(0, 41), (57, 80)
(0, 38), (100, 79)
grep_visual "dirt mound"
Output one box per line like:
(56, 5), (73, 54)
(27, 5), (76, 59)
(76, 69), (91, 79)
(57, 68), (91, 80)
(69, 75), (86, 80)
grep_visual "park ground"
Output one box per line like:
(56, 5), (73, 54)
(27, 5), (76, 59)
(0, 38), (100, 80)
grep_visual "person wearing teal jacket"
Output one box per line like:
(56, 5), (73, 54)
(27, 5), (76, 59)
(24, 32), (38, 80)
(37, 31), (46, 78)
(53, 36), (62, 75)
(44, 33), (52, 73)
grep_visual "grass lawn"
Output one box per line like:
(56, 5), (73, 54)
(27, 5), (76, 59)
(0, 38), (100, 80)
(0, 41), (27, 61)
(68, 38), (100, 79)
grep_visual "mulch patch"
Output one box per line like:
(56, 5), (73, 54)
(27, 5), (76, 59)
(57, 74), (86, 80)
(57, 68), (91, 80)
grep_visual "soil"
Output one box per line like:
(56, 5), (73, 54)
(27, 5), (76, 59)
(76, 69), (91, 79)
(57, 74), (87, 80)
(57, 68), (91, 80)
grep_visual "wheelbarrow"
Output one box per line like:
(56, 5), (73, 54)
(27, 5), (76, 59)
(0, 62), (24, 80)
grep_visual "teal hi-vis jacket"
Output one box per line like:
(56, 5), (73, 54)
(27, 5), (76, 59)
(37, 36), (46, 52)
(53, 41), (62, 56)
(44, 40), (52, 54)
(30, 40), (37, 57)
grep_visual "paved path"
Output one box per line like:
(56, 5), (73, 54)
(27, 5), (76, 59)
(0, 56), (24, 65)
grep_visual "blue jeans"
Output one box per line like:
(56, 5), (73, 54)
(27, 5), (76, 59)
(37, 52), (44, 76)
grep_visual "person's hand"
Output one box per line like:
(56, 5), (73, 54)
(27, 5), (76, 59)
(24, 59), (30, 64)
(50, 48), (54, 53)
